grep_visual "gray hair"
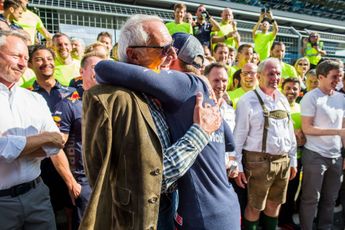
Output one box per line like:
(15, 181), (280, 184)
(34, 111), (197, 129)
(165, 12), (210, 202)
(257, 57), (281, 73)
(71, 37), (86, 48)
(118, 14), (163, 62)
(0, 30), (28, 47)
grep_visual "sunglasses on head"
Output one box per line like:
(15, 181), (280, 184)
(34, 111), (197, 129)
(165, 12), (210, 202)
(128, 42), (174, 56)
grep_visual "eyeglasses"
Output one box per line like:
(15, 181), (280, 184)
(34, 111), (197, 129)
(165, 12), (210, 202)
(242, 71), (256, 76)
(298, 63), (309, 66)
(128, 42), (174, 56)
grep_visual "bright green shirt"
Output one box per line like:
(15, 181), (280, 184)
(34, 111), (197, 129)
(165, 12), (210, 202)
(19, 68), (36, 89)
(165, 21), (193, 35)
(254, 32), (275, 61)
(281, 62), (298, 79)
(211, 21), (236, 51)
(54, 60), (81, 86)
(15, 10), (44, 45)
(290, 103), (303, 158)
(228, 87), (246, 109)
(305, 42), (323, 65)
(226, 65), (239, 92)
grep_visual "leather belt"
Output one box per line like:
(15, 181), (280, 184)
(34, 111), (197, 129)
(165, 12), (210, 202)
(0, 177), (41, 197)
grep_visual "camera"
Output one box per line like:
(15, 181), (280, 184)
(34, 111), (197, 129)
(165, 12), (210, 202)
(261, 7), (271, 14)
(201, 10), (210, 19)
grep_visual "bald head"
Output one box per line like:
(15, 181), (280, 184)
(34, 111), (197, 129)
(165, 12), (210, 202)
(240, 63), (258, 91)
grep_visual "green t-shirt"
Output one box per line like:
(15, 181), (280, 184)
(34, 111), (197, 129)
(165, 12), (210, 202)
(15, 10), (44, 45)
(228, 87), (246, 109)
(165, 21), (193, 35)
(304, 42), (323, 65)
(19, 68), (36, 89)
(290, 103), (303, 158)
(226, 65), (239, 92)
(281, 62), (298, 79)
(212, 21), (236, 51)
(54, 60), (81, 86)
(254, 32), (275, 61)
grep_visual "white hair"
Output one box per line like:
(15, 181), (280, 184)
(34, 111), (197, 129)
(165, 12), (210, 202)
(257, 57), (281, 73)
(71, 37), (86, 48)
(0, 30), (28, 47)
(118, 14), (163, 62)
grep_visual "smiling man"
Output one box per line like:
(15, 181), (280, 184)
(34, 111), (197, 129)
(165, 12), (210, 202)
(234, 58), (297, 230)
(165, 3), (192, 35)
(52, 32), (80, 86)
(299, 59), (345, 230)
(229, 62), (258, 109)
(0, 30), (65, 230)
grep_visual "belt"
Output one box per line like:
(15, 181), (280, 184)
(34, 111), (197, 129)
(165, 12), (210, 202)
(0, 177), (41, 197)
(243, 150), (288, 161)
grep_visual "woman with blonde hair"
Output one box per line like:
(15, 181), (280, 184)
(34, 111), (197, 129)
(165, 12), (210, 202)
(294, 57), (310, 90)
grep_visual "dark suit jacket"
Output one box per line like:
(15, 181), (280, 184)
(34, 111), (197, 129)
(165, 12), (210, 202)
(80, 85), (163, 230)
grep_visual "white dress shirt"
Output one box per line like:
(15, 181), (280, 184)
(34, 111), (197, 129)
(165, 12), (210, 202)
(234, 87), (297, 172)
(0, 83), (60, 189)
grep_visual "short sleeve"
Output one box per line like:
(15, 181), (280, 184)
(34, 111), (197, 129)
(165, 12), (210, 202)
(300, 93), (316, 117)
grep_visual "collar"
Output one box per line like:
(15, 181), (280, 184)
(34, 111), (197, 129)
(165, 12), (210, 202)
(32, 80), (62, 91)
(0, 81), (17, 94)
(256, 86), (280, 103)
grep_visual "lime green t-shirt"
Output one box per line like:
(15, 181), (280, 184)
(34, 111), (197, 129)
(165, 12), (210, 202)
(281, 62), (298, 79)
(254, 32), (275, 61)
(15, 10), (44, 45)
(19, 68), (36, 89)
(290, 103), (303, 158)
(165, 21), (193, 35)
(226, 65), (239, 92)
(305, 42), (323, 65)
(211, 21), (237, 51)
(228, 87), (246, 109)
(54, 60), (81, 86)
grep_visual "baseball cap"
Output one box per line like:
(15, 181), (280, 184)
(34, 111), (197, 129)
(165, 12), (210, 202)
(172, 32), (204, 69)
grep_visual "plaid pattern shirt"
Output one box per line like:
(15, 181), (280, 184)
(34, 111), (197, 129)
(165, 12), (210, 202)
(144, 94), (209, 193)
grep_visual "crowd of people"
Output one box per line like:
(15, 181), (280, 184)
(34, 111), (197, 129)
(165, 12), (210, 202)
(0, 1), (344, 230)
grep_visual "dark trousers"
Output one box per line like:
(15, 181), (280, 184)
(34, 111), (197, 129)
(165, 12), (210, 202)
(72, 180), (91, 230)
(157, 190), (177, 230)
(0, 180), (56, 230)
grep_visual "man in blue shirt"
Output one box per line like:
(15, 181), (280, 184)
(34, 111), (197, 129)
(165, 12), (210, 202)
(52, 51), (107, 229)
(28, 44), (81, 228)
(193, 4), (220, 47)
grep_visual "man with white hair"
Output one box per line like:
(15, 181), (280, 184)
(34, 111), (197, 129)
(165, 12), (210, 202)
(234, 58), (297, 230)
(80, 15), (221, 230)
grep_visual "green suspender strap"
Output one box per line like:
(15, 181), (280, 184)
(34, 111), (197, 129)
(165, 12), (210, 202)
(254, 89), (270, 153)
(253, 89), (290, 153)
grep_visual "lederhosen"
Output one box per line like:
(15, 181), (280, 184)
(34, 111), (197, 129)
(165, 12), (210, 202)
(243, 89), (292, 208)
(243, 89), (292, 162)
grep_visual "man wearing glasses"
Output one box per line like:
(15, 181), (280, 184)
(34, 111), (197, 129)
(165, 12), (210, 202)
(229, 62), (258, 109)
(80, 15), (221, 230)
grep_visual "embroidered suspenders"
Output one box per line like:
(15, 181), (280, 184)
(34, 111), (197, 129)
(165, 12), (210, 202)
(253, 89), (290, 153)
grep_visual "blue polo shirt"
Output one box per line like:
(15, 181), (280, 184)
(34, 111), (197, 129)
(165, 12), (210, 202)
(53, 92), (85, 181)
(69, 76), (84, 97)
(31, 80), (76, 112)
